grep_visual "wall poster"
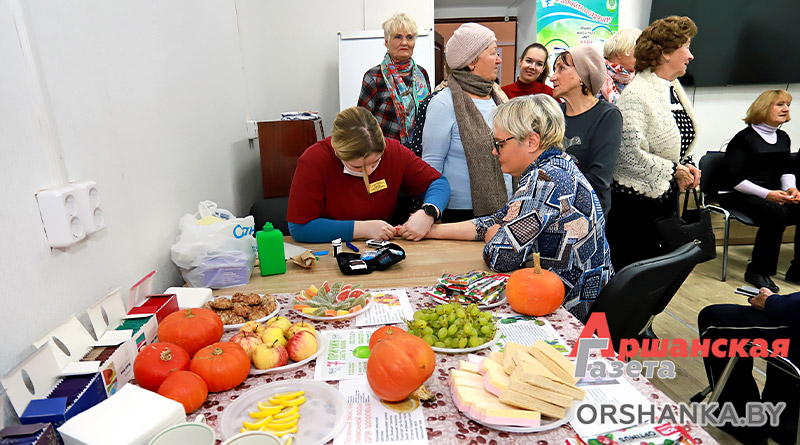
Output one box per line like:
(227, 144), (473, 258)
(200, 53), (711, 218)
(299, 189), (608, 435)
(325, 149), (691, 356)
(536, 0), (619, 60)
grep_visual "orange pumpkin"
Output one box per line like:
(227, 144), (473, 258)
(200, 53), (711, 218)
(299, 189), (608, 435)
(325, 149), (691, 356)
(369, 325), (406, 349)
(190, 341), (250, 392)
(157, 308), (224, 357)
(133, 342), (190, 392)
(366, 333), (435, 402)
(157, 370), (208, 414)
(505, 252), (565, 316)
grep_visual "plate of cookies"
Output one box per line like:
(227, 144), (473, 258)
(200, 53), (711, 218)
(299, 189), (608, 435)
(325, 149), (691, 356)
(201, 292), (280, 330)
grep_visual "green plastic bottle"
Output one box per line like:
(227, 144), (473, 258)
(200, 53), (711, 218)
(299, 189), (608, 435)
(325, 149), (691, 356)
(256, 223), (286, 276)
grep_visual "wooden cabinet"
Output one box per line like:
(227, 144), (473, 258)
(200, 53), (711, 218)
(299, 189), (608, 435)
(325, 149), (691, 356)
(257, 120), (322, 198)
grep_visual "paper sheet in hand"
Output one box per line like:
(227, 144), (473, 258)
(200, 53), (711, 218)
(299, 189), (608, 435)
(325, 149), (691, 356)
(334, 378), (428, 445)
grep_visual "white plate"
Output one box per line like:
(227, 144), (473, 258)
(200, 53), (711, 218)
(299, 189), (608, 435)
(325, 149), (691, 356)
(428, 292), (507, 310)
(220, 379), (347, 442)
(249, 332), (326, 375)
(461, 399), (579, 433)
(223, 301), (281, 331)
(431, 330), (502, 355)
(293, 298), (374, 321)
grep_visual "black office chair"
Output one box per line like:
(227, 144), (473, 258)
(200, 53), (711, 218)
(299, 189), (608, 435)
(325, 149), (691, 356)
(693, 343), (800, 444)
(249, 197), (289, 236)
(698, 151), (757, 281)
(588, 241), (704, 352)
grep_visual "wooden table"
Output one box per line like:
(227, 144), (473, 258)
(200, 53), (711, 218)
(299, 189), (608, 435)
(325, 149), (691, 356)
(203, 238), (718, 444)
(213, 238), (487, 295)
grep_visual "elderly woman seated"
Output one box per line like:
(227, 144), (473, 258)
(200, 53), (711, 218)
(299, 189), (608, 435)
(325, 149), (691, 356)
(425, 95), (613, 321)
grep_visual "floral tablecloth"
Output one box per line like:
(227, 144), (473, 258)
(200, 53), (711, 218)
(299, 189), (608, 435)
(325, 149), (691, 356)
(201, 287), (717, 445)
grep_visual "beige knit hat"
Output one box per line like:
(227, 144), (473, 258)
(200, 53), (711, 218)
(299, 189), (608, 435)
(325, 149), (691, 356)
(566, 46), (606, 96)
(445, 23), (497, 70)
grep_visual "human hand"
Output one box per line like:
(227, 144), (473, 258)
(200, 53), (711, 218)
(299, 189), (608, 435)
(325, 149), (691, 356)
(354, 220), (396, 240)
(687, 164), (701, 190)
(397, 210), (434, 241)
(748, 287), (773, 311)
(766, 190), (793, 204)
(484, 224), (501, 243)
(674, 164), (694, 192)
(786, 188), (800, 204)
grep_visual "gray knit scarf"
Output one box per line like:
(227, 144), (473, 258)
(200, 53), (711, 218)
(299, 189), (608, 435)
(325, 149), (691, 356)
(448, 70), (508, 216)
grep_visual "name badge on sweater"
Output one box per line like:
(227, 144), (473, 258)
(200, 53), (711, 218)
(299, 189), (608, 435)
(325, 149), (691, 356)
(368, 179), (387, 194)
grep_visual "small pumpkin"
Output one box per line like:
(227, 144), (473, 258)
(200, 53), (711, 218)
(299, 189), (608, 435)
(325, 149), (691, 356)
(366, 333), (435, 402)
(157, 308), (224, 357)
(505, 252), (565, 316)
(369, 325), (406, 349)
(157, 370), (208, 414)
(133, 342), (190, 392)
(190, 341), (250, 392)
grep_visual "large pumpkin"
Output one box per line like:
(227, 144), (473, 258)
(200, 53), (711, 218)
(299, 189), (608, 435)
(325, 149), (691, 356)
(369, 325), (406, 349)
(190, 342), (250, 392)
(366, 333), (435, 402)
(157, 308), (223, 357)
(157, 370), (208, 414)
(505, 253), (565, 316)
(133, 342), (190, 392)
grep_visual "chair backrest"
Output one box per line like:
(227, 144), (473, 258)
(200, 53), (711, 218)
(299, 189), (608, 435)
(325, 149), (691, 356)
(589, 241), (703, 351)
(698, 151), (727, 199)
(249, 197), (290, 236)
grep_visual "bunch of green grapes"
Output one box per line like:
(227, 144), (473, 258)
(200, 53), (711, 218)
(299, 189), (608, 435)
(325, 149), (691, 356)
(405, 303), (497, 349)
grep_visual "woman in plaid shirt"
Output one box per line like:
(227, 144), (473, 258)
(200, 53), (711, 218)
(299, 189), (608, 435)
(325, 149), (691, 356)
(358, 13), (430, 147)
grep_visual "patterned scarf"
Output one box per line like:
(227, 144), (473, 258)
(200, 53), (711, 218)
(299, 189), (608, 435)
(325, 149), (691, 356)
(380, 53), (430, 145)
(599, 61), (635, 104)
(448, 69), (509, 216)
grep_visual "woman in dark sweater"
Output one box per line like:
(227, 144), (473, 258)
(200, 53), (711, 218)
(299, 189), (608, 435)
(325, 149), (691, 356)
(719, 89), (798, 292)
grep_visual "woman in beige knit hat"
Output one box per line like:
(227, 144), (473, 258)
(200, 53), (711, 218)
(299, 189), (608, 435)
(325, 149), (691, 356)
(420, 23), (512, 223)
(551, 45), (622, 219)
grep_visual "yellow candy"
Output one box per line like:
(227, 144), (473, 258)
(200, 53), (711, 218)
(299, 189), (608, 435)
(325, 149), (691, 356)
(274, 405), (298, 419)
(242, 415), (273, 430)
(273, 390), (305, 399)
(281, 396), (306, 406)
(256, 402), (282, 412)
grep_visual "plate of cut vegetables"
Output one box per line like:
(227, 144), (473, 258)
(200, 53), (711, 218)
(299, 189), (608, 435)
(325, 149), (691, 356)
(292, 281), (374, 321)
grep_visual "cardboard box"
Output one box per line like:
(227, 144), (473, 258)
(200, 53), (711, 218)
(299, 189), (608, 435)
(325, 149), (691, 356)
(18, 373), (107, 425)
(127, 294), (178, 323)
(0, 422), (60, 445)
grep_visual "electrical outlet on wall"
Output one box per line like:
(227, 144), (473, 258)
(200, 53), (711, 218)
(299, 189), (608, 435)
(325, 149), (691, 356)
(72, 180), (104, 234)
(36, 186), (85, 248)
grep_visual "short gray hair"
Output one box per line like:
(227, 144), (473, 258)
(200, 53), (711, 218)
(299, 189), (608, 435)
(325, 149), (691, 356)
(490, 95), (565, 151)
(603, 27), (642, 59)
(382, 13), (418, 41)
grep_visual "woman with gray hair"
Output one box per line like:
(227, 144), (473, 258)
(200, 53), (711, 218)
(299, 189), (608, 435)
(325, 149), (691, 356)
(358, 12), (430, 146)
(422, 23), (511, 222)
(426, 95), (613, 322)
(599, 27), (641, 103)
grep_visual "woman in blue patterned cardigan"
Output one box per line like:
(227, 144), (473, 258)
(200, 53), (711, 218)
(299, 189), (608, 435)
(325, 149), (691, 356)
(426, 95), (614, 321)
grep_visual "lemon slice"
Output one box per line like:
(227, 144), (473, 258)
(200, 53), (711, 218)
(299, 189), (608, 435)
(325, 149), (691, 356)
(256, 402), (282, 413)
(273, 390), (305, 399)
(272, 426), (298, 437)
(269, 413), (299, 425)
(280, 396), (306, 406)
(274, 405), (299, 419)
(242, 415), (273, 430)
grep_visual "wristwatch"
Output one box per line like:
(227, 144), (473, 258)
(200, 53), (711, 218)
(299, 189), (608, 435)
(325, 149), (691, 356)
(421, 203), (440, 220)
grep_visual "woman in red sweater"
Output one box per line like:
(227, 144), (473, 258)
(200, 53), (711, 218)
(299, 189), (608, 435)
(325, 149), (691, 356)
(501, 43), (554, 98)
(286, 107), (450, 243)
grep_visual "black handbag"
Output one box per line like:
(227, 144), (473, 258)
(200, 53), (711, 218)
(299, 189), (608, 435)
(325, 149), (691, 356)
(654, 189), (717, 262)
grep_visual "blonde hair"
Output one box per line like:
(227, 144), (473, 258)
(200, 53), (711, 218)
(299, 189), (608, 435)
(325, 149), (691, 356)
(604, 27), (642, 60)
(490, 94), (565, 152)
(332, 107), (386, 190)
(745, 90), (792, 125)
(382, 12), (418, 41)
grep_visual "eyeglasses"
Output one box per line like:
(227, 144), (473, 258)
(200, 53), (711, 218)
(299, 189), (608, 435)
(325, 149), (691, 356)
(493, 136), (515, 151)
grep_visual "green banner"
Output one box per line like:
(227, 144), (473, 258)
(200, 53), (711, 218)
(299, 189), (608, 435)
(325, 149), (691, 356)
(536, 0), (619, 56)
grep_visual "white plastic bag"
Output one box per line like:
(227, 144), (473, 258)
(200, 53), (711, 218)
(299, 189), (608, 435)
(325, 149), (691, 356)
(170, 201), (257, 288)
